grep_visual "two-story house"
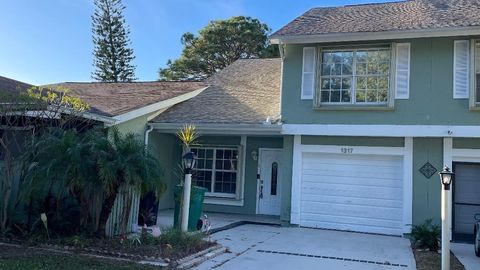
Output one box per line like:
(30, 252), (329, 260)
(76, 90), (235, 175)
(153, 0), (480, 241)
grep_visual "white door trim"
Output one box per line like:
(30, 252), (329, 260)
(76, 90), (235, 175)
(256, 148), (283, 215)
(443, 138), (480, 240)
(290, 136), (413, 234)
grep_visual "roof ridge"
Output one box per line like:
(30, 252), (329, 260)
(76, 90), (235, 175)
(0, 75), (35, 87)
(342, 0), (411, 8)
(46, 80), (205, 85)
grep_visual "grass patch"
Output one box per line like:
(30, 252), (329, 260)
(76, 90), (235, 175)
(0, 246), (165, 270)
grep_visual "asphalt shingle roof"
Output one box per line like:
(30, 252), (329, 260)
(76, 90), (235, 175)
(46, 81), (207, 117)
(152, 58), (282, 125)
(0, 75), (33, 94)
(271, 0), (480, 38)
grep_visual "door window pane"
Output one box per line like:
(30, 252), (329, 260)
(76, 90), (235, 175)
(270, 162), (278, 196)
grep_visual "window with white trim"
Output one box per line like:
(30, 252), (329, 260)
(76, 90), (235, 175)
(191, 147), (239, 197)
(318, 47), (391, 105)
(475, 41), (480, 104)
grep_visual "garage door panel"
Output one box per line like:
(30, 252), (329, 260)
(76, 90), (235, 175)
(300, 220), (403, 236)
(301, 193), (402, 209)
(303, 153), (401, 165)
(302, 164), (401, 177)
(301, 212), (402, 230)
(299, 152), (404, 235)
(301, 201), (402, 221)
(301, 183), (402, 201)
(302, 174), (402, 188)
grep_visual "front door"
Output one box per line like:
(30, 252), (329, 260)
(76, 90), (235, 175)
(257, 149), (282, 215)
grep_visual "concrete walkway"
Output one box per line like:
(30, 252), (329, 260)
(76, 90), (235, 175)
(451, 243), (480, 270)
(193, 224), (416, 270)
(156, 209), (281, 231)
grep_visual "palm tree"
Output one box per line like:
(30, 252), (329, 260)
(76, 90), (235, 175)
(95, 129), (165, 236)
(22, 127), (165, 236)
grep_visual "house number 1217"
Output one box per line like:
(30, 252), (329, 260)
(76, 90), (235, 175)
(341, 147), (353, 154)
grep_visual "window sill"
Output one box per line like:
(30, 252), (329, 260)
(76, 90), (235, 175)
(314, 105), (394, 111)
(204, 197), (244, 206)
(469, 106), (480, 111)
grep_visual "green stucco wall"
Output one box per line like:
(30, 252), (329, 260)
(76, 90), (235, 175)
(453, 138), (480, 149)
(115, 113), (156, 138)
(281, 136), (293, 222)
(152, 134), (284, 215)
(301, 136), (404, 147)
(412, 138), (443, 226)
(150, 133), (180, 210)
(282, 38), (480, 125)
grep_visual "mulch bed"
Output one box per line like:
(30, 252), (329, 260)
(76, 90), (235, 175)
(413, 249), (465, 270)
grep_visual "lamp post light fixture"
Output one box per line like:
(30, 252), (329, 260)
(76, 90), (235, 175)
(439, 165), (455, 270)
(181, 151), (196, 232)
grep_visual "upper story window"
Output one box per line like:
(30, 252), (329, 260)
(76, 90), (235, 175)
(319, 48), (391, 105)
(301, 43), (411, 109)
(475, 41), (480, 103)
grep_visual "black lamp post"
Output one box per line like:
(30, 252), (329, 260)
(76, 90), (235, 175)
(182, 151), (196, 174)
(439, 166), (454, 190)
(180, 151), (196, 232)
(439, 165), (454, 270)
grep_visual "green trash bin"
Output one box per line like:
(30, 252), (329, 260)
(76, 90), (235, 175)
(174, 185), (208, 231)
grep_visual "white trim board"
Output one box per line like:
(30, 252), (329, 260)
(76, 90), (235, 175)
(270, 26), (480, 45)
(290, 138), (413, 234)
(151, 123), (282, 135)
(283, 124), (480, 137)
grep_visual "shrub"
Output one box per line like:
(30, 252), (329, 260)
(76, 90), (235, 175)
(411, 219), (441, 251)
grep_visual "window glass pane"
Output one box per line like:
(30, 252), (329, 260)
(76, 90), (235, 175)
(331, 90), (340, 102)
(321, 90), (330, 102)
(214, 172), (237, 194)
(321, 78), (330, 90)
(356, 77), (367, 90)
(341, 90), (351, 103)
(271, 162), (278, 196)
(476, 42), (480, 102)
(356, 90), (366, 102)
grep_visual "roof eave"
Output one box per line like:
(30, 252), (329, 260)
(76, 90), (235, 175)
(270, 26), (480, 44)
(149, 122), (282, 136)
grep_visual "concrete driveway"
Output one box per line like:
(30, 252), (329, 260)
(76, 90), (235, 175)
(451, 243), (480, 270)
(194, 224), (416, 270)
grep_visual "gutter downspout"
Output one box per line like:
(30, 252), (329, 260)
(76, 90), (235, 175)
(144, 125), (154, 148)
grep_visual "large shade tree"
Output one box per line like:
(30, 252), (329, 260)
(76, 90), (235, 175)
(92, 0), (136, 82)
(159, 16), (279, 81)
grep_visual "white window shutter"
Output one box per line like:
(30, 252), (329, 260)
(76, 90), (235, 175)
(453, 40), (470, 99)
(301, 47), (316, 99)
(395, 43), (410, 99)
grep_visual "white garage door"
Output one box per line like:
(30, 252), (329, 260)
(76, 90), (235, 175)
(300, 152), (404, 235)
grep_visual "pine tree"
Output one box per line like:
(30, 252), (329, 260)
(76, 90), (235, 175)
(92, 0), (136, 82)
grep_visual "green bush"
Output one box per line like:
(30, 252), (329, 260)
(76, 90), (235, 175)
(411, 219), (441, 250)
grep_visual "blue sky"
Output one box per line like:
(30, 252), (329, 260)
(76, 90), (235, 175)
(0, 0), (397, 85)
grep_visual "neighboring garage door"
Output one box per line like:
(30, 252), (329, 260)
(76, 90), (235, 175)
(453, 163), (480, 242)
(300, 152), (404, 235)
